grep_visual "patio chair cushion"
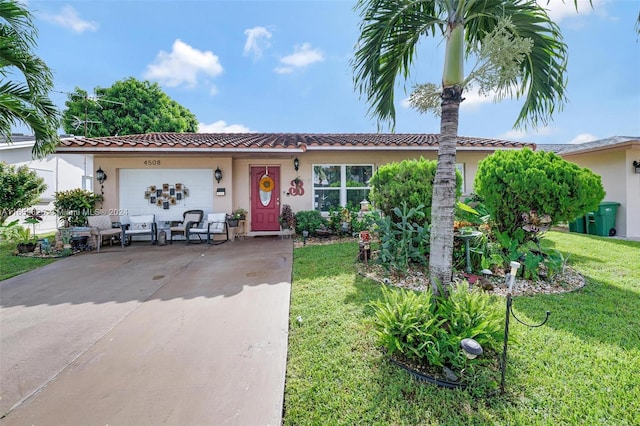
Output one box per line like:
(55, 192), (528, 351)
(129, 215), (155, 233)
(207, 213), (227, 232)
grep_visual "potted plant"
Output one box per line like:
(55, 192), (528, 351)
(16, 226), (37, 253)
(279, 204), (296, 231)
(227, 208), (247, 227)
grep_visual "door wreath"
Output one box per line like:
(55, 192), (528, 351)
(259, 175), (275, 192)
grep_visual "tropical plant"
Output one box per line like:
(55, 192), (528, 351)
(0, 162), (47, 223)
(15, 224), (35, 244)
(62, 78), (198, 137)
(475, 148), (605, 243)
(0, 0), (60, 158)
(371, 282), (502, 374)
(353, 0), (580, 293)
(54, 189), (102, 227)
(376, 202), (430, 272)
(369, 158), (461, 228)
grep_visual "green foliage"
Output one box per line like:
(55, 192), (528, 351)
(54, 189), (102, 227)
(377, 202), (430, 271)
(0, 0), (60, 158)
(62, 78), (198, 137)
(369, 158), (461, 226)
(0, 162), (47, 223)
(294, 210), (327, 236)
(475, 148), (605, 241)
(371, 282), (502, 373)
(15, 225), (35, 243)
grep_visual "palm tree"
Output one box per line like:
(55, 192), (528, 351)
(353, 0), (576, 294)
(0, 0), (59, 158)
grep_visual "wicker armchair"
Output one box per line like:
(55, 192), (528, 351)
(169, 210), (204, 244)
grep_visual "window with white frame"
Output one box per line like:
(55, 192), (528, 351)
(313, 164), (373, 212)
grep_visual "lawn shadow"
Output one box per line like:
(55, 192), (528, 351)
(514, 277), (640, 352)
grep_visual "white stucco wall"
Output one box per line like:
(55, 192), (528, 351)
(1, 141), (91, 234)
(562, 147), (639, 238)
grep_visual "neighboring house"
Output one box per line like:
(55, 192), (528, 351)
(0, 134), (93, 233)
(540, 136), (640, 239)
(56, 133), (533, 236)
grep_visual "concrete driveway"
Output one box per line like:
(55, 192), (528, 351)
(0, 237), (292, 425)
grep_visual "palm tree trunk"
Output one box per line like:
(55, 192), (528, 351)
(429, 21), (464, 296)
(429, 86), (462, 295)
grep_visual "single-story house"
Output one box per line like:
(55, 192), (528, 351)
(56, 132), (533, 237)
(0, 134), (93, 233)
(539, 136), (640, 239)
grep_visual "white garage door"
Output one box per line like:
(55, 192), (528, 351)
(119, 169), (214, 222)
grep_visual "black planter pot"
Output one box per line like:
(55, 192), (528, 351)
(71, 236), (89, 250)
(227, 219), (239, 227)
(17, 243), (36, 253)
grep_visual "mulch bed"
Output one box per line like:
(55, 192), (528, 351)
(294, 236), (586, 296)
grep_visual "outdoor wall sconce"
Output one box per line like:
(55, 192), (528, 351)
(96, 167), (107, 195)
(633, 160), (640, 174)
(214, 167), (223, 183)
(294, 157), (300, 172)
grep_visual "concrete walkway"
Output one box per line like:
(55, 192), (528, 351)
(0, 237), (292, 425)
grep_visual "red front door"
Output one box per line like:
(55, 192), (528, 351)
(250, 166), (280, 231)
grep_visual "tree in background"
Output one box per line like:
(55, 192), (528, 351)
(62, 78), (198, 137)
(0, 162), (46, 224)
(0, 0), (60, 158)
(353, 0), (579, 293)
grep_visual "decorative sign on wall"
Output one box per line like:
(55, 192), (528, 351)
(144, 183), (189, 209)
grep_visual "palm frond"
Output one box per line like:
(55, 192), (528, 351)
(352, 0), (445, 130)
(465, 0), (568, 129)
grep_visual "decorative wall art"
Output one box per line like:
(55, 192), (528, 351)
(146, 183), (188, 209)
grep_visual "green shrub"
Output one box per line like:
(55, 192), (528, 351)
(54, 189), (103, 227)
(371, 282), (503, 373)
(474, 148), (604, 242)
(369, 158), (462, 226)
(294, 210), (327, 236)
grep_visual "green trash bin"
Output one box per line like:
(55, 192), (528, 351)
(593, 202), (620, 237)
(586, 212), (596, 235)
(568, 216), (586, 233)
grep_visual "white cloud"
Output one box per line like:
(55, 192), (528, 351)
(460, 90), (495, 111)
(144, 39), (223, 88)
(536, 0), (607, 23)
(41, 5), (98, 33)
(210, 85), (219, 96)
(243, 26), (272, 60)
(501, 129), (529, 140)
(274, 43), (324, 73)
(568, 133), (598, 144)
(198, 120), (253, 133)
(274, 66), (294, 74)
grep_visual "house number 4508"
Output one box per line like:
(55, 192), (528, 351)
(144, 160), (161, 166)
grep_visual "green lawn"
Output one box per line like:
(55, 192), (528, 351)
(0, 241), (58, 281)
(284, 231), (640, 425)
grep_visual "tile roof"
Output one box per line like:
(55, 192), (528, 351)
(56, 132), (535, 153)
(537, 136), (639, 155)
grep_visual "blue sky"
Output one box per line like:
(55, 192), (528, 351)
(19, 0), (640, 145)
